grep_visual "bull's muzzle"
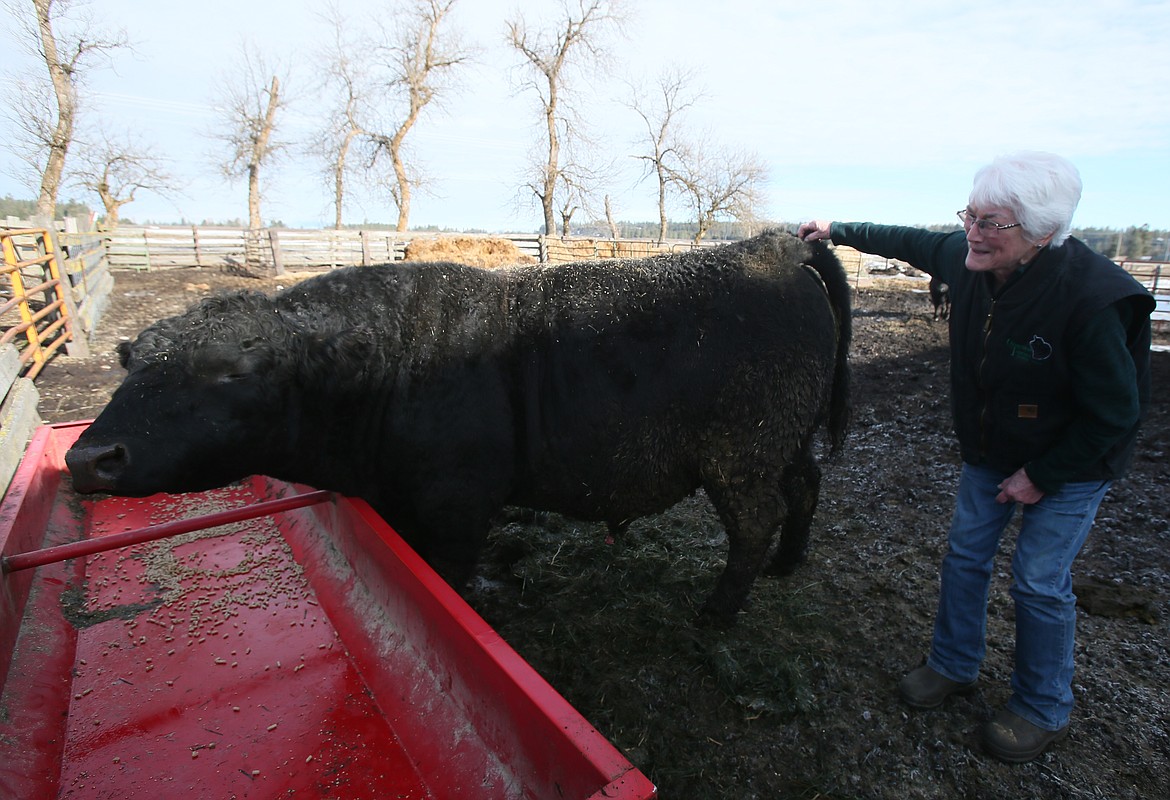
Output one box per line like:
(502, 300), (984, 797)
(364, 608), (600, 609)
(66, 442), (129, 494)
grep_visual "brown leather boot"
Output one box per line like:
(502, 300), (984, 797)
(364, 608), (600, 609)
(982, 708), (1068, 763)
(898, 664), (977, 709)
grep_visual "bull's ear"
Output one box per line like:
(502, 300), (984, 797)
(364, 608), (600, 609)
(116, 340), (132, 369)
(312, 326), (379, 386)
(193, 341), (274, 383)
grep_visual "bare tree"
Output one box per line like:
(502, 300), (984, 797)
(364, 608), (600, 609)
(667, 141), (768, 243)
(314, 1), (372, 230)
(554, 158), (606, 237)
(3, 0), (127, 218)
(556, 171), (583, 237)
(69, 128), (176, 229)
(211, 43), (288, 230)
(366, 0), (469, 232)
(506, 0), (624, 236)
(627, 67), (701, 245)
(603, 194), (619, 240)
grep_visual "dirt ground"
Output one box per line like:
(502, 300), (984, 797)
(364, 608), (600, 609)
(32, 265), (1170, 800)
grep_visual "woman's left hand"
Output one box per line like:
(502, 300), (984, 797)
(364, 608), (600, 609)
(996, 467), (1045, 505)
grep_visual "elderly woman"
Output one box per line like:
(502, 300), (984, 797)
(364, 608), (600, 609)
(799, 152), (1154, 763)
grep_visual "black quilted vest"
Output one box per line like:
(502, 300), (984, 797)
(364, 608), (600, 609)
(947, 236), (1155, 478)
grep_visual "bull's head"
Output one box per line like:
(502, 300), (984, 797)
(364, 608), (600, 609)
(66, 292), (306, 496)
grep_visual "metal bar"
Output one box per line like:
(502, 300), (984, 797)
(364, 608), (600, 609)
(0, 252), (54, 271)
(1, 489), (334, 574)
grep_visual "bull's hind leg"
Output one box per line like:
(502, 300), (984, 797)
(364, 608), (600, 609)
(701, 478), (786, 619)
(765, 444), (822, 576)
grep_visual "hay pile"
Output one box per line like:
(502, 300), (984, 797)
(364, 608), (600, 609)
(403, 236), (536, 268)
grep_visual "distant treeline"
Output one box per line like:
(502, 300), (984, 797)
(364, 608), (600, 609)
(919, 222), (1170, 261)
(0, 194), (92, 221)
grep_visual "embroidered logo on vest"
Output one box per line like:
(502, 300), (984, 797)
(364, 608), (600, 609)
(1007, 335), (1053, 362)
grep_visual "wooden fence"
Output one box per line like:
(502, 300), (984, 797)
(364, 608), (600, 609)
(59, 232), (115, 338)
(103, 226), (547, 273)
(100, 224), (748, 275)
(1118, 261), (1170, 324)
(80, 227), (1170, 324)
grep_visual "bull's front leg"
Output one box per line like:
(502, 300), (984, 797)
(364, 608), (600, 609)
(390, 487), (502, 593)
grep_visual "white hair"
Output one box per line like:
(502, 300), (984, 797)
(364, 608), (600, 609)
(969, 151), (1082, 248)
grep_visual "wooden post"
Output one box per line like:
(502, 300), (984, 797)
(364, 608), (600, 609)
(193, 225), (203, 268)
(360, 230), (372, 266)
(268, 229), (285, 276)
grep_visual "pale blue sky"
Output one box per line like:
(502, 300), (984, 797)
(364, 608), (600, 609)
(2, 0), (1168, 232)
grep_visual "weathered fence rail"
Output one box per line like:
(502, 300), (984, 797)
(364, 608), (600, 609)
(59, 232), (115, 336)
(100, 226), (742, 273)
(103, 226), (549, 273)
(80, 226), (1170, 322)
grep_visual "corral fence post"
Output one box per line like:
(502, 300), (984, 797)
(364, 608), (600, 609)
(141, 227), (152, 270)
(360, 230), (372, 266)
(268, 229), (285, 276)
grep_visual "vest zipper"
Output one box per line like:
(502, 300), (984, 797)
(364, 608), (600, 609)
(977, 298), (997, 456)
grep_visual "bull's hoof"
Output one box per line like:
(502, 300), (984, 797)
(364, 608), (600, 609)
(697, 593), (751, 626)
(763, 552), (806, 577)
(427, 557), (477, 592)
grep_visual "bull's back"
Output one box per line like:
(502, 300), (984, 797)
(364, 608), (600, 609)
(504, 235), (842, 519)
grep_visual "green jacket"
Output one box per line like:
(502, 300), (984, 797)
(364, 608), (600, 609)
(830, 222), (1155, 492)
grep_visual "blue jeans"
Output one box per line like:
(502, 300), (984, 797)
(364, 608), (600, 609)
(926, 463), (1110, 731)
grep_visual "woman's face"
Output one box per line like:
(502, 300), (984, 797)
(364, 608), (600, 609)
(962, 203), (1046, 284)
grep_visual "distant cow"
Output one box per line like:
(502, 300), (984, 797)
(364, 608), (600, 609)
(929, 275), (951, 321)
(66, 231), (852, 619)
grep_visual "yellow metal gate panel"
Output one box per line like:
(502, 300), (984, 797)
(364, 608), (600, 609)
(0, 227), (75, 379)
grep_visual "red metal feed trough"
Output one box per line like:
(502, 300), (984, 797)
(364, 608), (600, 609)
(0, 422), (656, 799)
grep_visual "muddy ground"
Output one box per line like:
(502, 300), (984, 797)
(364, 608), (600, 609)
(32, 264), (1170, 800)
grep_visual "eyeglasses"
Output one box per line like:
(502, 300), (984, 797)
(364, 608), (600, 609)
(957, 209), (1021, 234)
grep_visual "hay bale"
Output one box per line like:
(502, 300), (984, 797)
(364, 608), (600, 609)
(404, 236), (536, 268)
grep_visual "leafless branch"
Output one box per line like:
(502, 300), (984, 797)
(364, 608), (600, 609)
(506, 0), (626, 235)
(3, 0), (129, 217)
(626, 66), (703, 244)
(665, 139), (769, 242)
(69, 126), (178, 229)
(209, 41), (289, 229)
(366, 0), (471, 231)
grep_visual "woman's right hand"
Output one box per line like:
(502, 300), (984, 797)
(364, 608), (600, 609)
(797, 220), (834, 242)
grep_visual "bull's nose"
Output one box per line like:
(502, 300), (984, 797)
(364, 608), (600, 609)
(66, 442), (129, 493)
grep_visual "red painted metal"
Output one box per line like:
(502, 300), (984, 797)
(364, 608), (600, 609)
(0, 423), (657, 800)
(1, 489), (333, 573)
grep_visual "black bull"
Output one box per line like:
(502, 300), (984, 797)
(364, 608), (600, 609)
(67, 231), (852, 618)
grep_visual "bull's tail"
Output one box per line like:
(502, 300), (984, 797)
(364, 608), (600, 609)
(804, 240), (852, 454)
